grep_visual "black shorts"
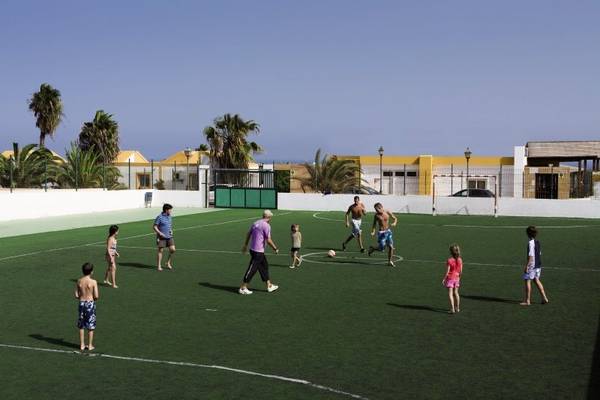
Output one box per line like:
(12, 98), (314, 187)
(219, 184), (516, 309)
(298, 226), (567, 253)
(157, 238), (175, 248)
(291, 247), (301, 252)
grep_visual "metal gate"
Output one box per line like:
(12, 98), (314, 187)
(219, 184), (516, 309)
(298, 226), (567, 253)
(213, 169), (277, 209)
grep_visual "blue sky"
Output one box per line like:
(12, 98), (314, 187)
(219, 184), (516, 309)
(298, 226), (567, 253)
(1, 0), (599, 161)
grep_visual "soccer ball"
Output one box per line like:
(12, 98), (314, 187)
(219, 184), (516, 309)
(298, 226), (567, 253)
(327, 250), (336, 258)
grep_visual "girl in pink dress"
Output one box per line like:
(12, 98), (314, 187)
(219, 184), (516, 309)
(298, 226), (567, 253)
(442, 244), (463, 314)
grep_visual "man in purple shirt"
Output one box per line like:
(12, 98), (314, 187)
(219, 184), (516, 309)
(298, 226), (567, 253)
(239, 210), (280, 295)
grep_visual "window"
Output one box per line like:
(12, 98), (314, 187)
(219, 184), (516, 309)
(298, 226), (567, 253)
(383, 171), (393, 177)
(468, 179), (487, 189)
(137, 173), (151, 189)
(407, 171), (417, 177)
(395, 171), (404, 177)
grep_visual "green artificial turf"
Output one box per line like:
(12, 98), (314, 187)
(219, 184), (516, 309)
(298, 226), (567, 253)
(0, 209), (598, 399)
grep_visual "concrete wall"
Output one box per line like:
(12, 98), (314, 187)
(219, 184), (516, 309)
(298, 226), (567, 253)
(0, 189), (206, 221)
(278, 193), (600, 218)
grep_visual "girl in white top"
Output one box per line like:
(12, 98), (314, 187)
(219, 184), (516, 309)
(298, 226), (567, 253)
(290, 224), (302, 269)
(103, 225), (120, 288)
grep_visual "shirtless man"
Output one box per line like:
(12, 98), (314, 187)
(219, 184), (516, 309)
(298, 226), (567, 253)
(75, 262), (99, 351)
(342, 196), (367, 252)
(368, 203), (398, 266)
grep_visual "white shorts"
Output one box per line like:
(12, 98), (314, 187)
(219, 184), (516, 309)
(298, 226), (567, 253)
(350, 219), (362, 237)
(523, 267), (541, 280)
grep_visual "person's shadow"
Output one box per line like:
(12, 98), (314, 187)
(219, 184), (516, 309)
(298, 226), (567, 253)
(198, 282), (267, 293)
(461, 294), (519, 304)
(29, 333), (79, 349)
(386, 303), (448, 313)
(119, 262), (155, 269)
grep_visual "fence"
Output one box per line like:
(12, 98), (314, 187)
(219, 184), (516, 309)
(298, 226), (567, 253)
(0, 155), (209, 194)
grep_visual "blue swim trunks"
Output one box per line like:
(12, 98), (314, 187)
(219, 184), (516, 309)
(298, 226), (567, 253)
(377, 229), (394, 250)
(77, 300), (97, 330)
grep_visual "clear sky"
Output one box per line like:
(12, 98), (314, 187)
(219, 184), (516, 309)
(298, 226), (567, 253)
(1, 0), (599, 161)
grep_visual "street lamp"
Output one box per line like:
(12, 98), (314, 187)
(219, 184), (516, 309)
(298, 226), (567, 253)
(464, 147), (472, 196)
(378, 146), (384, 194)
(184, 147), (192, 190)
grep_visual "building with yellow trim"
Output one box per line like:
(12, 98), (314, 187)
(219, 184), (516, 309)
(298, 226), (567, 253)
(112, 150), (209, 190)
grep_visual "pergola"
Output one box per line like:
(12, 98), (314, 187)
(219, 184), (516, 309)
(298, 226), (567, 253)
(526, 141), (600, 171)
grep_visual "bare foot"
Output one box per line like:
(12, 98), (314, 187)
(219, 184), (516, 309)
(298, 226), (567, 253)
(166, 263), (173, 270)
(519, 302), (530, 306)
(88, 345), (95, 351)
(104, 280), (112, 286)
(112, 285), (118, 289)
(80, 345), (86, 351)
(456, 309), (460, 313)
(157, 267), (163, 271)
(448, 310), (455, 314)
(542, 299), (549, 305)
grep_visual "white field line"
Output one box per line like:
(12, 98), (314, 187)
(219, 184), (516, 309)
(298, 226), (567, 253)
(0, 343), (368, 400)
(103, 246), (600, 272)
(0, 212), (291, 263)
(312, 212), (600, 229)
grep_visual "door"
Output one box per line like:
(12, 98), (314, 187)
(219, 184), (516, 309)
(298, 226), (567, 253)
(535, 174), (558, 199)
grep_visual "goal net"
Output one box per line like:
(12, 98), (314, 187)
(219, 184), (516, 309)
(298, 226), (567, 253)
(432, 174), (498, 217)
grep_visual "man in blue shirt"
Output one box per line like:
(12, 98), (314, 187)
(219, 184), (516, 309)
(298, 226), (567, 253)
(153, 203), (175, 271)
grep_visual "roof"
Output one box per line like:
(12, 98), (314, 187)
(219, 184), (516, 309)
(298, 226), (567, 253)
(526, 141), (600, 159)
(2, 149), (65, 162)
(115, 150), (149, 163)
(162, 150), (208, 165)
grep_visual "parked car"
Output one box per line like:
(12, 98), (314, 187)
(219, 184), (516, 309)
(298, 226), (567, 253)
(450, 188), (495, 197)
(343, 186), (381, 195)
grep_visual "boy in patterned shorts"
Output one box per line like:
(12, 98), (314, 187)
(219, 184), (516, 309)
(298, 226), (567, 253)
(75, 262), (99, 351)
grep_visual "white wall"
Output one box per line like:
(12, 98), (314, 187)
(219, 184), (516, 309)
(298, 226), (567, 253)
(0, 189), (206, 221)
(278, 193), (600, 219)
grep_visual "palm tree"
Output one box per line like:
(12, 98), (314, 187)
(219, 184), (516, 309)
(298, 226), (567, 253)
(78, 110), (120, 164)
(295, 149), (363, 193)
(0, 143), (54, 188)
(28, 83), (64, 148)
(203, 114), (262, 169)
(53, 142), (122, 189)
(196, 144), (209, 152)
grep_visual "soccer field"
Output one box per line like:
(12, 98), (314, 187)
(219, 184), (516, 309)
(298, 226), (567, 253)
(0, 209), (599, 400)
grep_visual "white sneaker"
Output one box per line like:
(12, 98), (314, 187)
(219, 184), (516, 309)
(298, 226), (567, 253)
(238, 287), (253, 295)
(267, 284), (279, 293)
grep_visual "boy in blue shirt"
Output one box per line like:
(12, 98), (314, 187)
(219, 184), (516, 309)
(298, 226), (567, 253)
(153, 203), (176, 271)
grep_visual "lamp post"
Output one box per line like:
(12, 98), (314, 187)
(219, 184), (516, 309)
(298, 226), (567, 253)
(464, 147), (471, 197)
(184, 147), (192, 191)
(549, 163), (554, 199)
(378, 146), (384, 194)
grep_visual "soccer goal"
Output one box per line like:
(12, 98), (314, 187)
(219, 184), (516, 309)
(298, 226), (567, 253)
(432, 174), (499, 217)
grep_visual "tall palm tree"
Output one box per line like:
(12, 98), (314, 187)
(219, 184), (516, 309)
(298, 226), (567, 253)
(78, 110), (120, 164)
(28, 83), (64, 148)
(203, 114), (262, 169)
(295, 149), (363, 193)
(53, 142), (122, 189)
(0, 143), (54, 188)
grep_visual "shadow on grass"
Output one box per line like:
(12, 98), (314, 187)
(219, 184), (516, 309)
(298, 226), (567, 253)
(307, 247), (343, 251)
(588, 313), (600, 399)
(29, 334), (79, 349)
(199, 282), (269, 293)
(386, 303), (448, 313)
(119, 262), (155, 269)
(462, 294), (519, 304)
(268, 262), (290, 269)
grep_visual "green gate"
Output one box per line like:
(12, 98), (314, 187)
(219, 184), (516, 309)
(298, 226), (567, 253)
(213, 169), (277, 209)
